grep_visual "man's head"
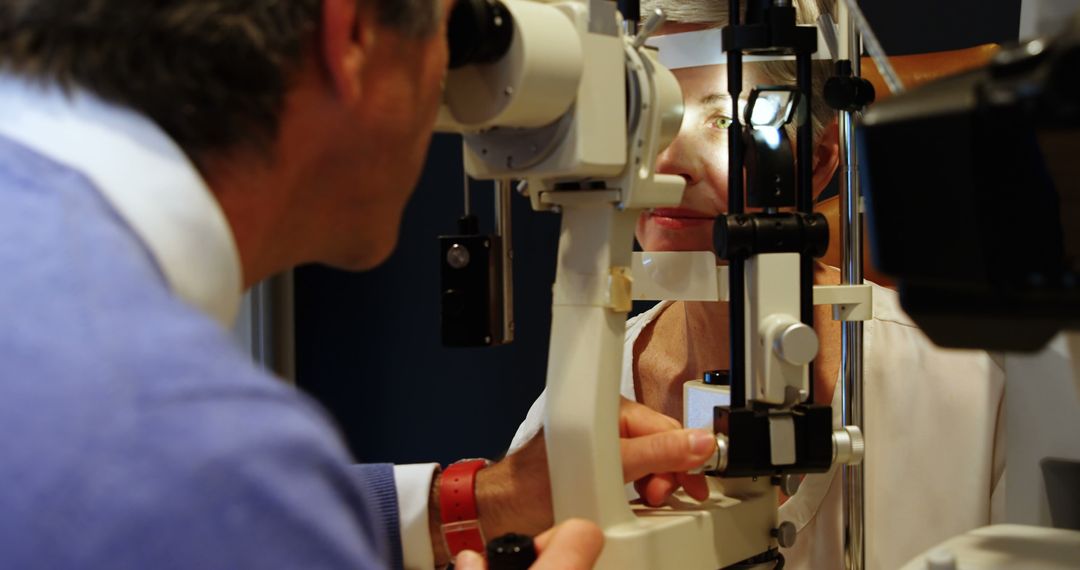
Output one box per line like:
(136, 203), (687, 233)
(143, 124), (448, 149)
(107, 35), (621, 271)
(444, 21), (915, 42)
(636, 0), (840, 252)
(0, 0), (452, 278)
(0, 0), (440, 161)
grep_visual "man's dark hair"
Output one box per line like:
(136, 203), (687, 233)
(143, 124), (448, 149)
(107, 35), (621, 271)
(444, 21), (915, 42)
(0, 0), (440, 162)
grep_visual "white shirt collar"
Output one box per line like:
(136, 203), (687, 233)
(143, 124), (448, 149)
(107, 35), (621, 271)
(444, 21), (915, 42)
(0, 74), (243, 327)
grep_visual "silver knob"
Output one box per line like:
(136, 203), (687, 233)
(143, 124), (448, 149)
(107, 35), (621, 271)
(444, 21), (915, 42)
(774, 322), (818, 365)
(632, 8), (666, 49)
(773, 474), (802, 496)
(926, 549), (957, 570)
(446, 244), (470, 269)
(689, 433), (728, 474)
(772, 521), (797, 548)
(832, 425), (865, 465)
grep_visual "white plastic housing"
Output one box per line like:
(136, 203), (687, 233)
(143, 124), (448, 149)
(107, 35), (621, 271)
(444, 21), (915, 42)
(631, 251), (726, 302)
(451, 1), (627, 185)
(684, 380), (731, 431)
(615, 46), (686, 210)
(899, 525), (1080, 570)
(746, 253), (814, 406)
(436, 0), (583, 130)
(542, 194), (778, 570)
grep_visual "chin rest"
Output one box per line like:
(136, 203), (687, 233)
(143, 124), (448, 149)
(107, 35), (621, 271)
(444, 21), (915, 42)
(816, 45), (999, 288)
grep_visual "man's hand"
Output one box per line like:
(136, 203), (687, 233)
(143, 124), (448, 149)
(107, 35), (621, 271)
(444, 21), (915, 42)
(453, 519), (604, 570)
(618, 398), (714, 507)
(430, 397), (717, 566)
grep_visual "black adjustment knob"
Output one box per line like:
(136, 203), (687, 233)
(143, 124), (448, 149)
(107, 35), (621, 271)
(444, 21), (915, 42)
(824, 60), (876, 112)
(703, 370), (731, 386)
(991, 37), (1050, 79)
(487, 533), (537, 570)
(714, 214), (755, 260)
(457, 214), (480, 235)
(803, 212), (830, 259)
(448, 0), (514, 69)
(714, 213), (829, 259)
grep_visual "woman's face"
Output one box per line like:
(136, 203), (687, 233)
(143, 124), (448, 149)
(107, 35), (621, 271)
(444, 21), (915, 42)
(636, 64), (771, 252)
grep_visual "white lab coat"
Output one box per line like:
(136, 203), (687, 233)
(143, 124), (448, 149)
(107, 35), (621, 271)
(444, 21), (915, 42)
(509, 281), (1005, 569)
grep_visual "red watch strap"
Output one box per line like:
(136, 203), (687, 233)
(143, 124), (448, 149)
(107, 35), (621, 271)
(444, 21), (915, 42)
(439, 459), (488, 557)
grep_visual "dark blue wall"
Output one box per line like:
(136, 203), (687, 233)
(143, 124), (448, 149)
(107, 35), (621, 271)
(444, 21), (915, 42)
(296, 134), (560, 464)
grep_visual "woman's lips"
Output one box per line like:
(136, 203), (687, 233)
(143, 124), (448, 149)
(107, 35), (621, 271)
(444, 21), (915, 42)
(648, 208), (714, 230)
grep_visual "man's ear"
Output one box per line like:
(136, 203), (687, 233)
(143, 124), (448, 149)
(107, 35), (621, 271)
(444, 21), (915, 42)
(812, 119), (841, 200)
(321, 0), (375, 103)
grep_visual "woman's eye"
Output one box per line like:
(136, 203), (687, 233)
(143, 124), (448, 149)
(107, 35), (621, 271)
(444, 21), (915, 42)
(709, 115), (733, 130)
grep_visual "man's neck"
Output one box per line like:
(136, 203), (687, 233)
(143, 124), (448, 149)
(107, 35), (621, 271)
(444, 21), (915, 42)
(198, 69), (337, 289)
(202, 152), (300, 289)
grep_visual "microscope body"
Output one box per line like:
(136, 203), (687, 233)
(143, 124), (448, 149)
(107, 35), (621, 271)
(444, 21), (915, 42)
(438, 1), (864, 567)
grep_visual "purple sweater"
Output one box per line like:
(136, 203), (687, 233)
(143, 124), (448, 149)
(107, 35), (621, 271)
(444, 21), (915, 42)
(0, 134), (403, 569)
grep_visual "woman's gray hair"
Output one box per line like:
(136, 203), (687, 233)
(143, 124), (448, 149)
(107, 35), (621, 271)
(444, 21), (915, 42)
(643, 0), (837, 142)
(643, 0), (833, 27)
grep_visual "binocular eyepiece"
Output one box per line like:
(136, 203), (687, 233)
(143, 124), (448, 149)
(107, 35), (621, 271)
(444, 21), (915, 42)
(448, 0), (514, 69)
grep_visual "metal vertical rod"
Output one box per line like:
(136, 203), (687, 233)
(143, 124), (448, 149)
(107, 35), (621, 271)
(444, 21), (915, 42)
(797, 51), (815, 403)
(727, 42), (747, 408)
(494, 179), (514, 342)
(462, 175), (472, 217)
(838, 1), (866, 569)
(244, 271), (296, 383)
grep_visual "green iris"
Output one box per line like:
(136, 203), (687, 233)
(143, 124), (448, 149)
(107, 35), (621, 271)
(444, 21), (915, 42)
(710, 115), (733, 130)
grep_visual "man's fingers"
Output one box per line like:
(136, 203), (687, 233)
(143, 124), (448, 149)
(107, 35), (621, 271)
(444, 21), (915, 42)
(618, 397), (681, 438)
(677, 472), (711, 502)
(620, 428), (717, 482)
(634, 472), (711, 505)
(638, 473), (677, 506)
(532, 518), (605, 570)
(454, 550), (485, 570)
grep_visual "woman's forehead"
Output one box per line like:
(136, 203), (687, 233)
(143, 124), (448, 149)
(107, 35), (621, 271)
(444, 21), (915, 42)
(674, 65), (772, 103)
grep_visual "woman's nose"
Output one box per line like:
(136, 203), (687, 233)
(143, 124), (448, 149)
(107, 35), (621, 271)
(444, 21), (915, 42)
(655, 131), (702, 187)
